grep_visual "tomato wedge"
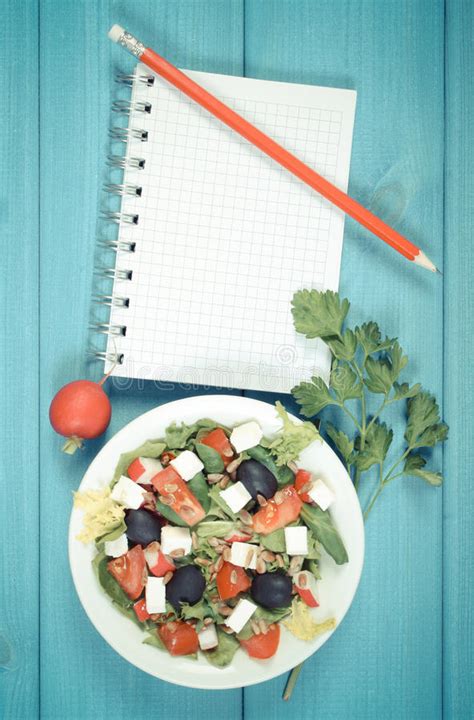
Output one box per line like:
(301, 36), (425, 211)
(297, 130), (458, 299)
(158, 621), (199, 656)
(216, 561), (251, 600)
(252, 485), (302, 535)
(107, 545), (147, 600)
(294, 469), (313, 503)
(152, 466), (206, 526)
(133, 598), (150, 622)
(201, 428), (234, 466)
(240, 624), (280, 659)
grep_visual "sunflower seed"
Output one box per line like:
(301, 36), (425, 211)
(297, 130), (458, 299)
(222, 446), (234, 458)
(191, 532), (198, 550)
(180, 504), (197, 519)
(208, 537), (220, 548)
(258, 619), (269, 635)
(256, 493), (268, 507)
(167, 622), (177, 633)
(245, 548), (255, 567)
(222, 547), (231, 562)
(276, 553), (285, 568)
(209, 594), (220, 603)
(159, 494), (176, 506)
(163, 571), (174, 585)
(289, 555), (304, 574)
(209, 571), (217, 583)
(256, 558), (267, 574)
(221, 626), (235, 634)
(195, 557), (211, 567)
(214, 555), (224, 572)
(208, 473), (225, 484)
(260, 550), (276, 562)
(163, 483), (178, 493)
(230, 569), (238, 584)
(274, 490), (284, 505)
(251, 620), (261, 635)
(217, 604), (233, 616)
(239, 509), (253, 526)
(219, 476), (230, 489)
(169, 548), (185, 558)
(287, 460), (299, 474)
(203, 617), (214, 627)
(226, 456), (243, 474)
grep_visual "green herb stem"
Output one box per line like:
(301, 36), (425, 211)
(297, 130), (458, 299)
(283, 662), (304, 700)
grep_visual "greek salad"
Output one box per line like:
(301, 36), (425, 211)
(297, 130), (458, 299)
(74, 403), (348, 667)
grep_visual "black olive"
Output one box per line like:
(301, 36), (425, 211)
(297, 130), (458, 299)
(166, 565), (205, 612)
(251, 570), (293, 609)
(125, 509), (163, 546)
(236, 459), (278, 500)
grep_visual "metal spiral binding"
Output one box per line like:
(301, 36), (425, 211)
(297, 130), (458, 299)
(109, 127), (148, 143)
(112, 99), (152, 115)
(115, 72), (155, 87)
(91, 68), (154, 367)
(104, 183), (142, 197)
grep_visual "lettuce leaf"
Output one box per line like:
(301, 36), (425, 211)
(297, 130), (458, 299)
(267, 402), (321, 466)
(203, 628), (240, 668)
(112, 439), (166, 483)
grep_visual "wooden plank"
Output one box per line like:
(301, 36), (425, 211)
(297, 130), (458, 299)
(39, 1), (243, 718)
(443, 2), (474, 717)
(0, 2), (39, 719)
(243, 1), (445, 717)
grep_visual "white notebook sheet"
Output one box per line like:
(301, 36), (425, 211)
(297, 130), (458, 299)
(105, 65), (356, 392)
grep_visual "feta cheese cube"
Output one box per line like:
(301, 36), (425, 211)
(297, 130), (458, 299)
(229, 541), (258, 570)
(111, 475), (146, 509)
(225, 598), (257, 633)
(219, 481), (252, 513)
(128, 456), (163, 484)
(170, 450), (204, 481)
(104, 533), (128, 558)
(198, 623), (219, 650)
(284, 526), (308, 556)
(308, 478), (335, 511)
(145, 577), (166, 614)
(160, 525), (192, 556)
(230, 421), (263, 453)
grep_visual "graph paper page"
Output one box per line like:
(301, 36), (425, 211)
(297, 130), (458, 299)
(106, 66), (356, 392)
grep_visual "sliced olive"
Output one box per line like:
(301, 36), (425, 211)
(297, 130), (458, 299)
(236, 459), (278, 500)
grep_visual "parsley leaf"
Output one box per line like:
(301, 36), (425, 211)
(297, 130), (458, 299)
(355, 322), (395, 355)
(331, 361), (363, 402)
(364, 356), (394, 394)
(405, 392), (448, 448)
(326, 329), (357, 361)
(291, 289), (350, 339)
(325, 423), (354, 468)
(291, 376), (337, 417)
(403, 453), (443, 486)
(392, 382), (421, 401)
(354, 421), (393, 471)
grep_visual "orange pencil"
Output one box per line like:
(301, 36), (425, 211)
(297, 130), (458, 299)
(109, 25), (437, 273)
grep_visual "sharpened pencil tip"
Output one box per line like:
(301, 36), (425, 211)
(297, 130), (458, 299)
(413, 250), (437, 273)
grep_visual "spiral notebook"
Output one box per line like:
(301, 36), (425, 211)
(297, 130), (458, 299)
(98, 65), (356, 392)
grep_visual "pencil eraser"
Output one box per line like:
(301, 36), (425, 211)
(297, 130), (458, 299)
(108, 24), (124, 43)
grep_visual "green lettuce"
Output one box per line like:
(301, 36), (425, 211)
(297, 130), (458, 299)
(267, 402), (321, 466)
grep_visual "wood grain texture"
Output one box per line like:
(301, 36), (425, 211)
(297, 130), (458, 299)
(243, 1), (444, 717)
(38, 1), (244, 718)
(0, 3), (39, 719)
(443, 2), (474, 717)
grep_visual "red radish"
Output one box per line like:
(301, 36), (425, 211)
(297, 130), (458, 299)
(49, 374), (112, 455)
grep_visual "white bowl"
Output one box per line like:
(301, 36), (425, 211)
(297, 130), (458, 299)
(69, 395), (364, 689)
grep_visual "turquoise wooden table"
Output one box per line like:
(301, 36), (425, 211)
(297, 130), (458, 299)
(1, 1), (473, 718)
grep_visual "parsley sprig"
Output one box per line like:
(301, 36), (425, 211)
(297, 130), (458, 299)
(291, 290), (448, 519)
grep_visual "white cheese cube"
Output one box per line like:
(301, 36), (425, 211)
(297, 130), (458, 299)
(284, 526), (309, 556)
(170, 450), (204, 481)
(219, 482), (252, 513)
(225, 598), (257, 633)
(111, 475), (146, 509)
(230, 421), (263, 453)
(104, 533), (128, 558)
(308, 478), (335, 511)
(198, 623), (219, 650)
(160, 525), (192, 555)
(129, 456), (163, 484)
(229, 541), (258, 570)
(145, 577), (166, 614)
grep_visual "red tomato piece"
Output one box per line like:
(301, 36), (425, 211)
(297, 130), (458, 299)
(240, 624), (280, 659)
(107, 545), (147, 600)
(294, 469), (313, 503)
(144, 541), (176, 577)
(216, 561), (251, 600)
(225, 531), (253, 543)
(201, 428), (234, 466)
(133, 598), (150, 622)
(158, 621), (199, 656)
(152, 466), (206, 526)
(252, 485), (302, 535)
